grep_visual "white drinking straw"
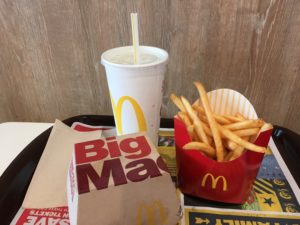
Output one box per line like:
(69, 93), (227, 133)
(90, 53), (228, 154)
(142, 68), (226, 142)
(131, 13), (140, 64)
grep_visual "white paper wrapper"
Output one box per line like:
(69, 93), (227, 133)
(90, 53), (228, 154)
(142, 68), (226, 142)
(207, 89), (258, 119)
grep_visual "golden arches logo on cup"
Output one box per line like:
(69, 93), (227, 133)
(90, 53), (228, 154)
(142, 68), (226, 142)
(111, 95), (147, 134)
(136, 201), (167, 225)
(201, 173), (227, 191)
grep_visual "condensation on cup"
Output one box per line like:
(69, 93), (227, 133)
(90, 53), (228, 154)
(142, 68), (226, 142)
(101, 46), (168, 145)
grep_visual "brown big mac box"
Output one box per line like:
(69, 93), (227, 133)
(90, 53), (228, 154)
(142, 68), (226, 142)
(175, 89), (273, 204)
(67, 133), (180, 225)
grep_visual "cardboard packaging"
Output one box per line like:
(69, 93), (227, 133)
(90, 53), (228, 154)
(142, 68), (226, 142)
(67, 133), (180, 225)
(175, 89), (273, 204)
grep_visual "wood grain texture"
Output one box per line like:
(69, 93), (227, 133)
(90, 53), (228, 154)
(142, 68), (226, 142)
(0, 0), (300, 133)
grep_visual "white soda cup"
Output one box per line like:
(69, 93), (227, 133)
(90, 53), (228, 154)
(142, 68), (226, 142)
(101, 46), (168, 144)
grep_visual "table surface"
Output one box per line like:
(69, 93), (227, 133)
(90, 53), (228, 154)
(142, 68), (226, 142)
(0, 122), (52, 176)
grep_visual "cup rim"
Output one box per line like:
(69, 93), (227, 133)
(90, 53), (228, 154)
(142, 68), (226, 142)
(101, 46), (168, 68)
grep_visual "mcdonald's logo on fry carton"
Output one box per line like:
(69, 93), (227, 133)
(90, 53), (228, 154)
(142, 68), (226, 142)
(201, 173), (227, 191)
(136, 201), (167, 225)
(67, 133), (180, 225)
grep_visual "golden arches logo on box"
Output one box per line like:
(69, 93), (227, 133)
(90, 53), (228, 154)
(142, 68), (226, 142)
(111, 96), (147, 134)
(201, 173), (227, 191)
(136, 201), (167, 225)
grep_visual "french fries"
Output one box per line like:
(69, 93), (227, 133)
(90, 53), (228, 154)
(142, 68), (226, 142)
(170, 81), (273, 162)
(194, 82), (224, 161)
(223, 120), (264, 131)
(181, 96), (210, 146)
(170, 93), (186, 112)
(183, 142), (216, 158)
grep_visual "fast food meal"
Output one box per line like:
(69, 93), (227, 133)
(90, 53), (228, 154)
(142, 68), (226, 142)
(171, 81), (273, 162)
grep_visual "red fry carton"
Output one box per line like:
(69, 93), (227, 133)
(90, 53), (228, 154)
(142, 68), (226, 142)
(67, 133), (180, 225)
(175, 89), (273, 204)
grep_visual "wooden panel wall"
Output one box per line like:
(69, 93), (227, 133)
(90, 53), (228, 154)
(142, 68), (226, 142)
(1, 0), (300, 133)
